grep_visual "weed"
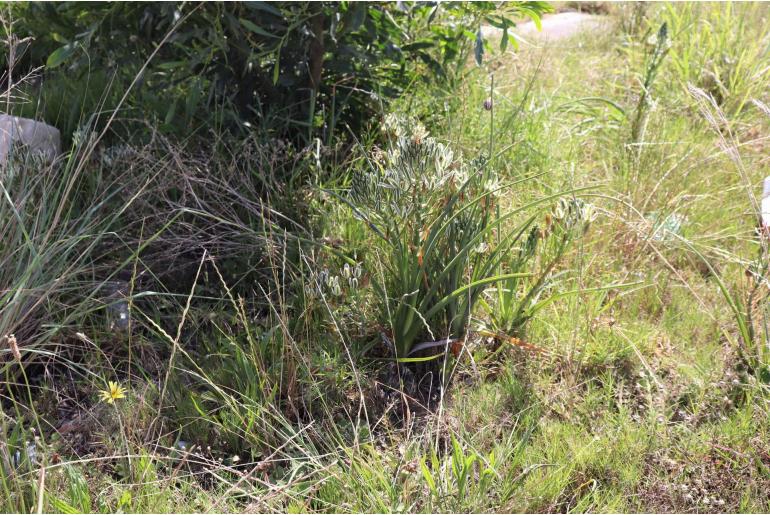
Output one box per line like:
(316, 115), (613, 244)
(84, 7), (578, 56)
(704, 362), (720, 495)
(629, 22), (671, 155)
(3, 3), (770, 513)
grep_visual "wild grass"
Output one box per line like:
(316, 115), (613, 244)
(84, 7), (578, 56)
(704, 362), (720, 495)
(3, 2), (770, 514)
(662, 2), (770, 118)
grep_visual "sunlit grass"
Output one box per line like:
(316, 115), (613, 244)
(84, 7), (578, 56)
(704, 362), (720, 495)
(3, 2), (770, 513)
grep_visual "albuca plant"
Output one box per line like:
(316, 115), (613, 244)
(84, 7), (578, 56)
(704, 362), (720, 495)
(345, 115), (593, 358)
(481, 197), (597, 337)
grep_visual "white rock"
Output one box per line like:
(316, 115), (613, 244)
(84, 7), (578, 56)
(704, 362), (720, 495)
(0, 114), (61, 165)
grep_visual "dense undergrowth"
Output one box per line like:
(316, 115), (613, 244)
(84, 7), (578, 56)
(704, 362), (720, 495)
(2, 1), (770, 513)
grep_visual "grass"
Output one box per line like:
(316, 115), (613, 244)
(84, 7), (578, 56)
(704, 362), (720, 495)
(3, 2), (770, 513)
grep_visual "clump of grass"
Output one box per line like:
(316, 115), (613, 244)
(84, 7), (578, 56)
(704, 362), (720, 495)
(0, 134), (149, 379)
(683, 84), (770, 388)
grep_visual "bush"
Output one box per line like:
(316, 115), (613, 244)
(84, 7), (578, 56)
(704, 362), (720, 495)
(4, 2), (550, 144)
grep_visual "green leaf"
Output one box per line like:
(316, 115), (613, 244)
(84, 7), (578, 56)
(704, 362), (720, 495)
(49, 497), (79, 514)
(239, 18), (278, 38)
(402, 41), (434, 51)
(508, 33), (519, 51)
(394, 353), (445, 363)
(273, 49), (281, 85)
(420, 458), (436, 493)
(155, 60), (185, 70)
(118, 490), (132, 510)
(760, 365), (770, 385)
(519, 8), (543, 31)
(46, 43), (76, 68)
(244, 1), (283, 17)
(531, 13), (543, 32)
(165, 99), (178, 125)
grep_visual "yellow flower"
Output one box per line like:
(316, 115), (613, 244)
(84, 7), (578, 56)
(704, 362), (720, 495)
(100, 381), (126, 404)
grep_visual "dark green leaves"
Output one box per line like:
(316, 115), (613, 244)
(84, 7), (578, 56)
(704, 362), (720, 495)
(46, 42), (77, 68)
(26, 1), (553, 142)
(239, 18), (277, 38)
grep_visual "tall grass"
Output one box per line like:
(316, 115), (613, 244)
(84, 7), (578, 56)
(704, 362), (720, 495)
(683, 84), (770, 387)
(663, 2), (770, 118)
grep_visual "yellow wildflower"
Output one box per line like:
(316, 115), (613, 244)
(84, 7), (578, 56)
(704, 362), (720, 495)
(100, 381), (126, 404)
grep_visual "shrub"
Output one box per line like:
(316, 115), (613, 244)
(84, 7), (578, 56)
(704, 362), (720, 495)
(4, 2), (551, 144)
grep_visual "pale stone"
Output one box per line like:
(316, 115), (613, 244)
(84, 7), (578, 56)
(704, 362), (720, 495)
(0, 114), (61, 165)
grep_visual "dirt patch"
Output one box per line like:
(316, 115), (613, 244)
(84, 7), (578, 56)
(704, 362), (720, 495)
(639, 442), (770, 512)
(483, 11), (610, 46)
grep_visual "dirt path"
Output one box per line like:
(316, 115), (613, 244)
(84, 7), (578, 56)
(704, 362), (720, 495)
(483, 11), (609, 46)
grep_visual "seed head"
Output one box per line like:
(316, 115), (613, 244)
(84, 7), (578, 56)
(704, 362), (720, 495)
(5, 334), (21, 362)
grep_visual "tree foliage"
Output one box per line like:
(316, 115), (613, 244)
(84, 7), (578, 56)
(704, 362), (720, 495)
(6, 1), (550, 143)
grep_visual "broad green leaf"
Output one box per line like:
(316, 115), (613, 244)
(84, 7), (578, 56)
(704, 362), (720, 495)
(46, 44), (76, 68)
(240, 18), (277, 38)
